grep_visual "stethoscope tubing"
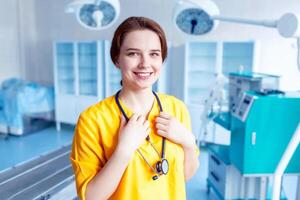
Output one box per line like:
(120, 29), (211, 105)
(115, 90), (166, 159)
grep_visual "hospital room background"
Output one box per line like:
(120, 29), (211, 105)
(0, 0), (300, 199)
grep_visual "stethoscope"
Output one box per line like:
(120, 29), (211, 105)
(115, 90), (169, 180)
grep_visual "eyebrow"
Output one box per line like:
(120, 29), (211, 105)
(125, 48), (161, 52)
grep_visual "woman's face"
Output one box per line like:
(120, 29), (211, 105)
(116, 29), (163, 91)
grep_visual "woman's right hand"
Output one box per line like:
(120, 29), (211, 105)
(117, 113), (150, 157)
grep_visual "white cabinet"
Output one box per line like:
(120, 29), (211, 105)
(183, 41), (258, 143)
(53, 41), (121, 130)
(103, 41), (122, 97)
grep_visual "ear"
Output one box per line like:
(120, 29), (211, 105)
(115, 62), (120, 69)
(114, 59), (121, 68)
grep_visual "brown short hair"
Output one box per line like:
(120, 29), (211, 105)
(110, 17), (168, 65)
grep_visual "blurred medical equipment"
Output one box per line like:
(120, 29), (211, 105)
(201, 72), (281, 198)
(206, 144), (283, 199)
(0, 145), (75, 199)
(197, 72), (280, 145)
(0, 78), (54, 136)
(207, 89), (300, 199)
(197, 74), (228, 145)
(234, 91), (300, 200)
(65, 0), (120, 30)
(231, 91), (300, 174)
(173, 0), (300, 72)
(228, 72), (280, 119)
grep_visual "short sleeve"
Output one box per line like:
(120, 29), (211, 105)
(70, 112), (106, 200)
(177, 100), (200, 156)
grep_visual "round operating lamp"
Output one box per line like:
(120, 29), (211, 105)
(66, 0), (120, 30)
(173, 0), (300, 71)
(173, 0), (300, 39)
(173, 0), (220, 35)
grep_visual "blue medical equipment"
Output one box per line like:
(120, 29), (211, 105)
(0, 78), (54, 136)
(207, 91), (300, 199)
(206, 72), (300, 199)
(212, 72), (280, 131)
(230, 91), (300, 175)
(228, 72), (280, 114)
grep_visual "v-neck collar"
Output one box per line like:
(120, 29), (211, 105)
(116, 93), (159, 121)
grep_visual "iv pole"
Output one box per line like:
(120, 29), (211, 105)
(272, 123), (300, 200)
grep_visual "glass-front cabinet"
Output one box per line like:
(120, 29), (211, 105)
(222, 42), (254, 75)
(78, 42), (98, 96)
(56, 43), (75, 95)
(186, 42), (217, 105)
(54, 40), (121, 130)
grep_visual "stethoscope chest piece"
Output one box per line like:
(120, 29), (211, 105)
(156, 158), (169, 175)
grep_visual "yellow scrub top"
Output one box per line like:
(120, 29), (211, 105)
(70, 93), (199, 200)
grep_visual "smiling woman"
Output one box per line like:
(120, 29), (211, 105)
(115, 29), (163, 90)
(70, 16), (200, 200)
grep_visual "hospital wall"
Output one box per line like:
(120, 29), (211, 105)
(0, 0), (22, 82)
(1, 0), (299, 94)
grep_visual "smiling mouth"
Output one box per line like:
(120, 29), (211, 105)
(133, 72), (153, 78)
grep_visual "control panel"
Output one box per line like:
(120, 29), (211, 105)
(232, 94), (256, 121)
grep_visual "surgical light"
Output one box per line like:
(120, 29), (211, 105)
(173, 0), (219, 35)
(173, 0), (300, 72)
(65, 0), (120, 30)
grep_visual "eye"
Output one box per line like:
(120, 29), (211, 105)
(127, 52), (139, 57)
(150, 52), (160, 57)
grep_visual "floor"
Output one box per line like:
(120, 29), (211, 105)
(0, 124), (74, 172)
(0, 125), (298, 200)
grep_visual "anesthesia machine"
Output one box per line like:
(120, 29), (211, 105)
(206, 72), (300, 200)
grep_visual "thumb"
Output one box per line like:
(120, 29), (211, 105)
(119, 115), (126, 129)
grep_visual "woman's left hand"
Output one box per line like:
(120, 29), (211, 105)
(155, 112), (195, 148)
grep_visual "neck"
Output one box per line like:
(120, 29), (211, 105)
(119, 87), (155, 115)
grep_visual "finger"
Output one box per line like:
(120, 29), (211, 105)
(157, 129), (167, 137)
(155, 117), (169, 125)
(156, 123), (168, 132)
(159, 112), (171, 119)
(119, 115), (126, 128)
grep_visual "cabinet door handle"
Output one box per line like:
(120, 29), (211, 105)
(210, 155), (220, 165)
(210, 171), (220, 182)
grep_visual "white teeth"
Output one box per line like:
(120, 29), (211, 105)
(135, 72), (151, 77)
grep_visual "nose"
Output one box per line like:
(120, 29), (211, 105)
(139, 54), (151, 68)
